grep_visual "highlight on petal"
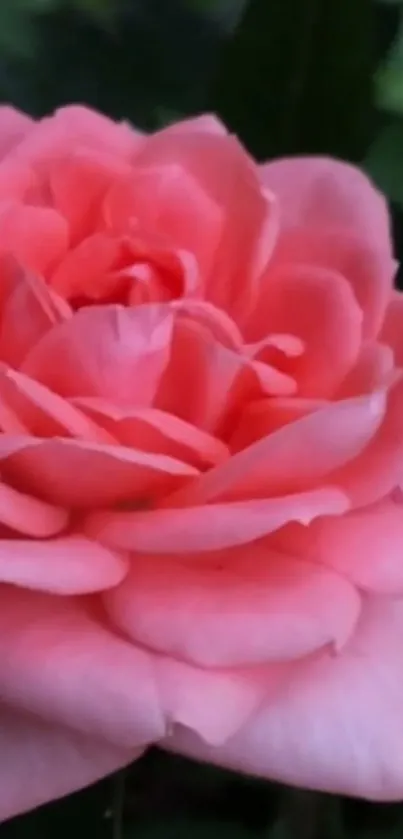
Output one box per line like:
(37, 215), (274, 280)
(22, 303), (174, 406)
(0, 435), (198, 507)
(165, 598), (403, 801)
(0, 535), (128, 594)
(0, 588), (165, 747)
(105, 547), (360, 666)
(0, 705), (135, 822)
(85, 487), (349, 553)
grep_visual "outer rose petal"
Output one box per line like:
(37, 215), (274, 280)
(104, 548), (360, 666)
(0, 106), (33, 160)
(0, 203), (68, 276)
(381, 290), (403, 366)
(0, 705), (136, 822)
(165, 598), (403, 800)
(260, 157), (391, 247)
(85, 487), (348, 553)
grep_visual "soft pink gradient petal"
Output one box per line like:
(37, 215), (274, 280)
(12, 105), (142, 163)
(0, 267), (70, 368)
(267, 228), (396, 340)
(0, 435), (198, 506)
(336, 342), (395, 399)
(22, 304), (174, 405)
(0, 705), (136, 822)
(0, 106), (33, 160)
(0, 367), (115, 442)
(0, 536), (128, 594)
(260, 157), (391, 247)
(166, 391), (386, 506)
(134, 128), (276, 323)
(162, 114), (228, 137)
(283, 497), (403, 594)
(0, 481), (68, 537)
(74, 398), (229, 468)
(246, 263), (363, 396)
(105, 547), (360, 666)
(0, 588), (165, 747)
(85, 487), (348, 553)
(0, 203), (68, 275)
(165, 598), (403, 801)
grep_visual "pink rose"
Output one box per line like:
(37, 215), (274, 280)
(0, 103), (402, 820)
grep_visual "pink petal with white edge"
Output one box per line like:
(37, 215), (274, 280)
(0, 535), (128, 594)
(85, 487), (348, 553)
(0, 435), (198, 507)
(165, 597), (403, 801)
(0, 481), (68, 537)
(0, 705), (137, 822)
(0, 588), (165, 747)
(105, 546), (359, 666)
(22, 303), (174, 406)
(166, 391), (386, 507)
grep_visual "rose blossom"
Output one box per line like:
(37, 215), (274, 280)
(0, 103), (401, 819)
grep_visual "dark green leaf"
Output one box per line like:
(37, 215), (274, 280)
(364, 121), (403, 206)
(209, 0), (376, 162)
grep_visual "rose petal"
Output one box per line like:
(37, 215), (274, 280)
(0, 435), (198, 507)
(0, 203), (68, 275)
(166, 391), (386, 507)
(0, 588), (165, 747)
(166, 598), (403, 800)
(22, 303), (174, 406)
(381, 290), (403, 367)
(74, 398), (229, 468)
(0, 705), (135, 822)
(85, 487), (348, 553)
(105, 547), (359, 666)
(0, 106), (33, 160)
(246, 263), (363, 397)
(0, 535), (128, 594)
(0, 481), (68, 537)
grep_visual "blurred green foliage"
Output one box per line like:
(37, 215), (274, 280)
(0, 1), (402, 838)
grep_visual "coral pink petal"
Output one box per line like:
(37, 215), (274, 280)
(166, 598), (403, 800)
(0, 106), (33, 160)
(74, 398), (228, 468)
(51, 234), (120, 300)
(22, 303), (174, 405)
(0, 268), (70, 368)
(381, 290), (403, 366)
(337, 342), (395, 399)
(248, 264), (363, 397)
(167, 391), (386, 506)
(163, 114), (228, 137)
(0, 481), (67, 537)
(0, 588), (165, 747)
(270, 228), (396, 340)
(0, 435), (197, 507)
(85, 487), (348, 553)
(0, 204), (68, 275)
(260, 157), (391, 248)
(134, 130), (275, 322)
(334, 378), (403, 507)
(0, 368), (115, 442)
(306, 498), (403, 594)
(105, 548), (359, 666)
(0, 536), (128, 594)
(0, 705), (136, 822)
(14, 105), (142, 163)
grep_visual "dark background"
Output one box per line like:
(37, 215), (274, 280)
(0, 1), (403, 836)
